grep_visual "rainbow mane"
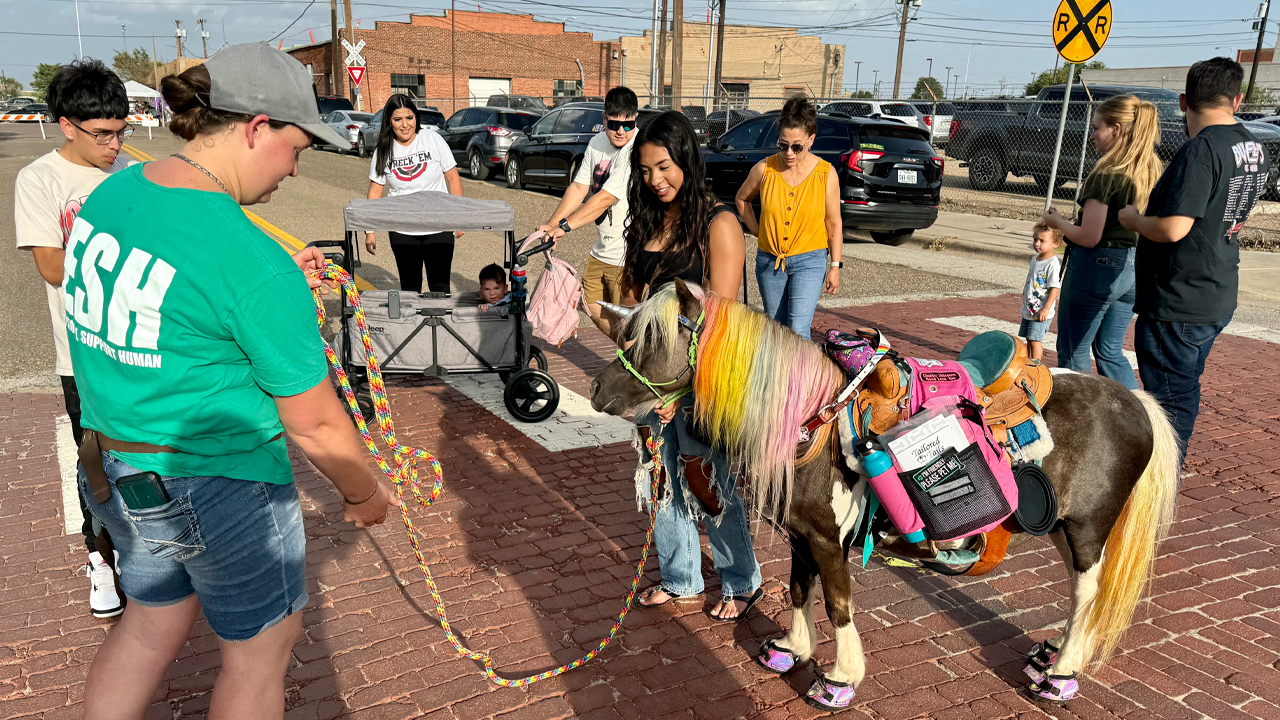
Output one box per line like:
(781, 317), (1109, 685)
(626, 284), (844, 516)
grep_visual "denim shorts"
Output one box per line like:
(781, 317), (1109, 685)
(1019, 317), (1050, 342)
(79, 452), (308, 641)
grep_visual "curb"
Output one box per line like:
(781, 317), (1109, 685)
(902, 232), (1034, 266)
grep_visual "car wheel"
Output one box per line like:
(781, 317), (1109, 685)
(356, 135), (367, 158)
(870, 230), (914, 246)
(470, 150), (489, 180)
(506, 155), (523, 189)
(967, 147), (1006, 192)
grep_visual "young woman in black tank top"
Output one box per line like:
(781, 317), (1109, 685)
(617, 112), (761, 623)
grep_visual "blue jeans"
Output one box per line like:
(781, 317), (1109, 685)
(1135, 315), (1231, 464)
(80, 452), (308, 641)
(637, 395), (761, 599)
(756, 248), (827, 339)
(1056, 246), (1138, 390)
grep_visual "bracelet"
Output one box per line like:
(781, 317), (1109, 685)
(344, 483), (379, 505)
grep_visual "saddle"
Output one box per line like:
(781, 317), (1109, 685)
(852, 331), (1053, 446)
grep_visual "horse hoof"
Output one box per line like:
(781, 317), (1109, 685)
(804, 676), (856, 712)
(755, 638), (800, 674)
(1031, 673), (1079, 703)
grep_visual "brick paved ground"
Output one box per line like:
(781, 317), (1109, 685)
(0, 292), (1275, 720)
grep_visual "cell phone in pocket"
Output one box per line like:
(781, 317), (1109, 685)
(116, 472), (171, 510)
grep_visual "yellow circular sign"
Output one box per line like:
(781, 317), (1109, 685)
(1052, 0), (1112, 64)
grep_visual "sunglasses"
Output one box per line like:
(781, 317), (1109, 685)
(777, 141), (807, 154)
(606, 119), (637, 132)
(68, 119), (134, 145)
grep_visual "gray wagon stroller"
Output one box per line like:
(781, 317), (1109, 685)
(314, 192), (561, 422)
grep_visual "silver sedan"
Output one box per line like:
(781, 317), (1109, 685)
(319, 110), (373, 154)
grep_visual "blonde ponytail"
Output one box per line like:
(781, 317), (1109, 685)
(1089, 95), (1165, 212)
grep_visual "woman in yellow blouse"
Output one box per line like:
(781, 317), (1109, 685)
(735, 95), (842, 338)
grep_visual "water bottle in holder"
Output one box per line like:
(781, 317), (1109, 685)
(511, 263), (527, 302)
(857, 438), (927, 542)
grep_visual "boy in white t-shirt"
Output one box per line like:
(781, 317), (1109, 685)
(13, 59), (132, 619)
(1019, 222), (1063, 361)
(539, 87), (640, 338)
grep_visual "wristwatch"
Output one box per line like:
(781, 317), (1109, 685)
(558, 218), (572, 234)
(829, 261), (843, 269)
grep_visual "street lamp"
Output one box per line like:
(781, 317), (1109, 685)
(962, 42), (982, 99)
(945, 66), (953, 97)
(927, 57), (933, 81)
(854, 61), (862, 95)
(872, 69), (879, 96)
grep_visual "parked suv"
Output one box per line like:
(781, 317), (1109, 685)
(486, 94), (549, 114)
(822, 100), (926, 130)
(437, 106), (543, 180)
(702, 111), (942, 245)
(316, 95), (354, 119)
(355, 107), (447, 157)
(505, 102), (662, 190)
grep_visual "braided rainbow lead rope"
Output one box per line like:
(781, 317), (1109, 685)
(311, 263), (662, 687)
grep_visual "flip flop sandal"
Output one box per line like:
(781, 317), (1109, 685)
(637, 586), (704, 608)
(755, 638), (802, 674)
(804, 675), (857, 712)
(1023, 639), (1060, 684)
(1031, 673), (1079, 703)
(710, 587), (764, 624)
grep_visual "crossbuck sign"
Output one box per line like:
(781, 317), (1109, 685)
(342, 38), (366, 67)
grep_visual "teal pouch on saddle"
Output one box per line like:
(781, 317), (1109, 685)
(957, 331), (1017, 390)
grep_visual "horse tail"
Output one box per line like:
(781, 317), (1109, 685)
(1082, 388), (1180, 668)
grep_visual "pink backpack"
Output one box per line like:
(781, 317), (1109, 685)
(520, 232), (586, 346)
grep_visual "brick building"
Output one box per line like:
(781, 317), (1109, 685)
(287, 11), (621, 116)
(619, 22), (844, 109)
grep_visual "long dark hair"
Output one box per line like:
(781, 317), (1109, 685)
(375, 94), (420, 177)
(622, 111), (719, 289)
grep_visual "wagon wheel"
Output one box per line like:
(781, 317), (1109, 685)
(503, 368), (559, 423)
(499, 346), (548, 383)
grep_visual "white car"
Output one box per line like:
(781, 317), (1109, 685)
(319, 110), (373, 154)
(821, 100), (927, 130)
(911, 101), (956, 147)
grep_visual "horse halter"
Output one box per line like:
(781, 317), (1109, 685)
(607, 304), (705, 408)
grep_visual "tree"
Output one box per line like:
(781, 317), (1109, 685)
(113, 48), (156, 87)
(31, 63), (62, 102)
(1241, 83), (1277, 107)
(910, 76), (945, 100)
(1024, 60), (1107, 96)
(0, 76), (22, 100)
(847, 90), (874, 99)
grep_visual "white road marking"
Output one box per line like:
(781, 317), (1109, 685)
(929, 315), (1139, 369)
(1219, 322), (1280, 345)
(55, 414), (80, 537)
(444, 375), (635, 452)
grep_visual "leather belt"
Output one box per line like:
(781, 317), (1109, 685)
(78, 429), (177, 503)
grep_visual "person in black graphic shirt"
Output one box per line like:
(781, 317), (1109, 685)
(1119, 57), (1271, 465)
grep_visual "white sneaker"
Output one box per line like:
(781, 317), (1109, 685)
(84, 551), (123, 618)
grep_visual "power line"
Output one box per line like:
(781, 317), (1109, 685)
(270, 0), (317, 42)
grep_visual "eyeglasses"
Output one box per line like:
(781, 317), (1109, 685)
(777, 141), (807, 154)
(606, 119), (637, 132)
(67, 120), (134, 145)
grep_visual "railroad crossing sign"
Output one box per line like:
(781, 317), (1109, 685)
(347, 65), (366, 88)
(1052, 0), (1112, 63)
(342, 38), (366, 67)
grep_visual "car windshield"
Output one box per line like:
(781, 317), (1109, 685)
(512, 97), (547, 110)
(494, 112), (534, 128)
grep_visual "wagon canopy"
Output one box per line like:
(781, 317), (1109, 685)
(343, 191), (516, 233)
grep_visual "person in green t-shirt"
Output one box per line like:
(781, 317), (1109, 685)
(67, 45), (397, 720)
(1042, 94), (1164, 390)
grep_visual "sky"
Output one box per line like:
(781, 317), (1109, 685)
(1, 0), (1276, 98)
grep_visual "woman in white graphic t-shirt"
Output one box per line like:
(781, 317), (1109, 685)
(366, 94), (464, 293)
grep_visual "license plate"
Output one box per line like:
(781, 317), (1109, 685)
(897, 169), (919, 184)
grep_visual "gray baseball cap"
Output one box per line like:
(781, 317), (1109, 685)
(203, 43), (349, 149)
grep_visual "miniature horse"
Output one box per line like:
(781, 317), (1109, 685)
(590, 280), (1179, 709)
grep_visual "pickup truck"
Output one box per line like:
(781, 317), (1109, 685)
(947, 84), (1280, 196)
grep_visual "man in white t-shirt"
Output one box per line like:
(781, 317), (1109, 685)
(13, 59), (132, 619)
(539, 87), (639, 338)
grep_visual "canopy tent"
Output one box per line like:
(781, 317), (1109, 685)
(343, 192), (515, 234)
(123, 81), (160, 99)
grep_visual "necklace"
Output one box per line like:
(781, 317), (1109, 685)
(173, 153), (233, 197)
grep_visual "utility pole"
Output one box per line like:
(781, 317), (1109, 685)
(198, 18), (209, 58)
(892, 0), (910, 99)
(854, 61), (861, 95)
(152, 35), (160, 90)
(945, 66), (952, 97)
(330, 0), (342, 97)
(648, 0), (659, 105)
(657, 0), (669, 105)
(713, 0), (726, 107)
(343, 0), (356, 104)
(174, 21), (186, 73)
(451, 0), (457, 112)
(704, 0), (715, 103)
(122, 24), (127, 53)
(1246, 0), (1270, 104)
(671, 0), (684, 110)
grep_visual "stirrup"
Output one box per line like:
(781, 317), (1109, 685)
(755, 638), (801, 674)
(1031, 673), (1079, 702)
(1023, 639), (1060, 684)
(804, 675), (857, 711)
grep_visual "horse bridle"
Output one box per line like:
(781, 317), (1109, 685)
(614, 310), (705, 408)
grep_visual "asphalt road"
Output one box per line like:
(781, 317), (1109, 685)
(0, 121), (1011, 391)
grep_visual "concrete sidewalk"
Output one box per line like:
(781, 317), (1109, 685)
(905, 211), (1280, 309)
